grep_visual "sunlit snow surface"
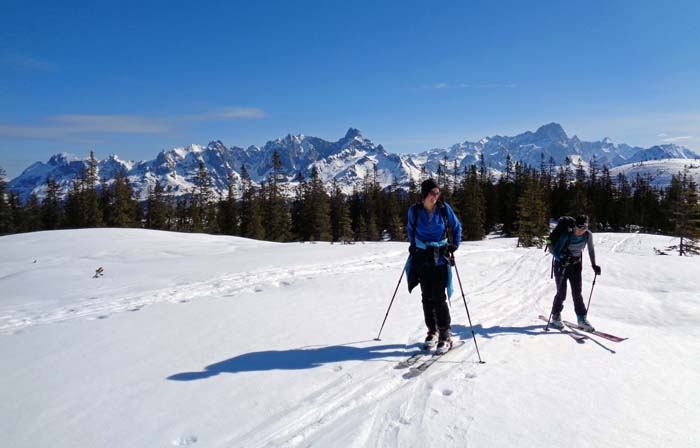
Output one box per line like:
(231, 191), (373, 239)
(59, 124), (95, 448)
(1, 229), (698, 447)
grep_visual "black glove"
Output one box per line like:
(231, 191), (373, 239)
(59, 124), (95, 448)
(409, 244), (417, 255)
(447, 244), (458, 253)
(593, 264), (601, 276)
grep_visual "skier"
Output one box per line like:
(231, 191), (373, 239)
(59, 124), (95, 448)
(407, 178), (462, 354)
(550, 215), (601, 331)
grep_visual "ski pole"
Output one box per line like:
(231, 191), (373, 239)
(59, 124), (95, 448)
(374, 261), (406, 341)
(451, 254), (485, 364)
(545, 263), (568, 332)
(586, 272), (598, 313)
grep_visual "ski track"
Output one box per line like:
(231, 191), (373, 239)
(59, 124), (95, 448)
(2, 242), (583, 446)
(0, 252), (406, 334)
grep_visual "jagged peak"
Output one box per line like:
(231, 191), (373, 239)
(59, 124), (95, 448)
(48, 152), (79, 164)
(534, 122), (568, 141)
(344, 127), (363, 140)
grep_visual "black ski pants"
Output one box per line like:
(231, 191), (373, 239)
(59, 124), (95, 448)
(552, 260), (587, 317)
(419, 262), (451, 332)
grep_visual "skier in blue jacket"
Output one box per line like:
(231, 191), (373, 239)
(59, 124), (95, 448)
(407, 178), (462, 354)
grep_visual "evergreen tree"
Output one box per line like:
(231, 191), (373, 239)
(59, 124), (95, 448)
(0, 166), (12, 234)
(23, 193), (43, 232)
(65, 174), (87, 228)
(109, 170), (138, 227)
(42, 177), (64, 230)
(666, 167), (700, 255)
(146, 180), (169, 230)
(516, 170), (549, 248)
(263, 150), (291, 241)
(306, 167), (332, 241)
(383, 178), (405, 241)
(329, 178), (353, 242)
(458, 165), (486, 241)
(218, 174), (240, 236)
(193, 161), (216, 232)
(239, 164), (265, 240)
(83, 151), (102, 227)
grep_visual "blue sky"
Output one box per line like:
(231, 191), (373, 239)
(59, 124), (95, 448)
(1, 0), (699, 178)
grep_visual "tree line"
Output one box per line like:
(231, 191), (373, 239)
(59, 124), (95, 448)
(1, 151), (699, 254)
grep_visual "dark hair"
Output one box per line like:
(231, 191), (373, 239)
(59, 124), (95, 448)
(421, 178), (439, 199)
(575, 215), (589, 227)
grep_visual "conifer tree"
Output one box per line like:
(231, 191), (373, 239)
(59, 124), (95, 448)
(306, 167), (332, 241)
(459, 165), (486, 241)
(109, 170), (138, 227)
(23, 193), (43, 232)
(263, 151), (291, 241)
(83, 151), (102, 227)
(218, 174), (240, 236)
(0, 167), (12, 234)
(146, 180), (168, 230)
(42, 177), (64, 230)
(239, 164), (265, 240)
(516, 170), (549, 248)
(666, 167), (700, 255)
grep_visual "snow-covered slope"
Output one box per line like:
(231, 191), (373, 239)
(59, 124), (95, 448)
(1, 229), (698, 447)
(8, 124), (700, 201)
(611, 158), (700, 187)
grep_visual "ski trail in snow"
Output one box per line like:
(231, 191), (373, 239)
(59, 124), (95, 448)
(610, 231), (640, 253)
(0, 253), (406, 334)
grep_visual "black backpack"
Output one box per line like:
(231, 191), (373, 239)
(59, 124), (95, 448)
(546, 216), (576, 260)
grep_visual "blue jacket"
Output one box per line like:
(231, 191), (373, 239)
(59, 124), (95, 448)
(405, 201), (462, 298)
(407, 202), (462, 251)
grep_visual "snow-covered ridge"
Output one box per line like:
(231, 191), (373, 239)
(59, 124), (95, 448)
(7, 123), (700, 201)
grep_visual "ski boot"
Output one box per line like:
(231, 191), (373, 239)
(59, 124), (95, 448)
(423, 331), (438, 350)
(436, 329), (452, 355)
(577, 314), (595, 332)
(550, 313), (564, 330)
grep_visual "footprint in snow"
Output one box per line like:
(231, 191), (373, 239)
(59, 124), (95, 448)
(442, 389), (454, 396)
(464, 373), (477, 380)
(173, 435), (198, 446)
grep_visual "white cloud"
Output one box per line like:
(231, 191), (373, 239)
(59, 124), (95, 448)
(0, 55), (58, 72)
(662, 135), (693, 143)
(0, 107), (267, 142)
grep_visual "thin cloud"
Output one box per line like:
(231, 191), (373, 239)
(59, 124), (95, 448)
(183, 107), (267, 121)
(0, 107), (267, 142)
(423, 82), (517, 90)
(662, 135), (693, 143)
(0, 55), (58, 72)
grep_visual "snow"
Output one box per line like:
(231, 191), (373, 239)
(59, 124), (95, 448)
(611, 158), (700, 187)
(1, 229), (699, 447)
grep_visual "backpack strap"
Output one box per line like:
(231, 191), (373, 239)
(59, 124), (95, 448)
(411, 201), (451, 243)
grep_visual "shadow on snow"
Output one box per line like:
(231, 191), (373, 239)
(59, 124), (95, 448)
(168, 323), (560, 381)
(167, 341), (415, 381)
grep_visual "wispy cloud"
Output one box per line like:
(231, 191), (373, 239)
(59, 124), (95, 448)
(183, 107), (267, 121)
(0, 55), (58, 72)
(661, 135), (693, 143)
(422, 82), (517, 90)
(0, 107), (267, 142)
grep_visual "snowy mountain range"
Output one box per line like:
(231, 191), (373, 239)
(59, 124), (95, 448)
(7, 123), (700, 201)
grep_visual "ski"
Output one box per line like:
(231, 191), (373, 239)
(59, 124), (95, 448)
(538, 315), (586, 341)
(563, 321), (628, 343)
(396, 351), (429, 369)
(407, 340), (466, 377)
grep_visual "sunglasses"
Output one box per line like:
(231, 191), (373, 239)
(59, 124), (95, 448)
(429, 190), (440, 197)
(576, 224), (588, 229)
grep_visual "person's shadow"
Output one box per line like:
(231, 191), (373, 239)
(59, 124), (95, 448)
(167, 341), (416, 381)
